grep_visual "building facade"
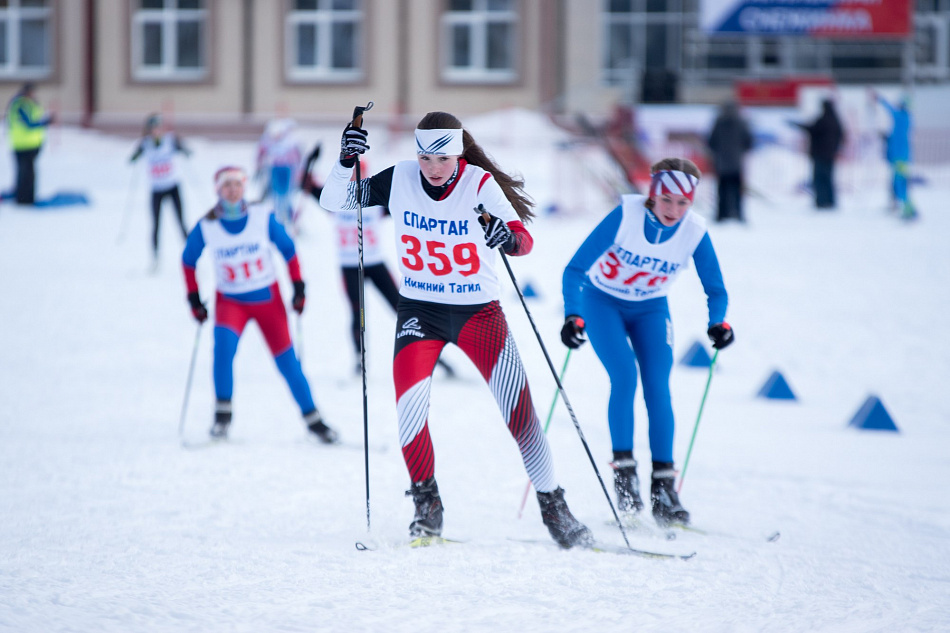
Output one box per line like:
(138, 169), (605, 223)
(1, 0), (947, 134)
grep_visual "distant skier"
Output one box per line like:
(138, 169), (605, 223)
(181, 166), (338, 444)
(301, 146), (455, 377)
(320, 110), (592, 549)
(560, 157), (733, 527)
(256, 118), (302, 231)
(874, 90), (917, 220)
(129, 113), (190, 269)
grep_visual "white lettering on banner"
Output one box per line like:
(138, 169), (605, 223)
(739, 8), (872, 33)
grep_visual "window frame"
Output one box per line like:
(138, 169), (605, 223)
(0, 0), (55, 81)
(130, 0), (209, 83)
(601, 0), (684, 87)
(284, 0), (364, 84)
(441, 0), (520, 85)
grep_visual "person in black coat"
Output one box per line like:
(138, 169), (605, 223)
(707, 101), (753, 222)
(791, 99), (845, 209)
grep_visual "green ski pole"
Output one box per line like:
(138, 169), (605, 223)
(517, 350), (571, 518)
(677, 349), (719, 493)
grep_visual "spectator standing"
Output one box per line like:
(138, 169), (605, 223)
(707, 101), (753, 222)
(791, 99), (845, 210)
(5, 82), (54, 205)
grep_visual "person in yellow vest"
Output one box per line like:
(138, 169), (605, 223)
(6, 82), (54, 205)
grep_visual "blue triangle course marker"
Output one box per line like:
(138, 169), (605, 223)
(847, 395), (899, 432)
(679, 341), (712, 367)
(521, 282), (540, 299)
(756, 370), (797, 400)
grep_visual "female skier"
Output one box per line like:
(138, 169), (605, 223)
(129, 114), (190, 269)
(301, 146), (455, 377)
(255, 118), (303, 230)
(181, 166), (338, 444)
(560, 158), (733, 527)
(319, 111), (592, 548)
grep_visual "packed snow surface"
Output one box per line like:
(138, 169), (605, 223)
(1, 109), (948, 632)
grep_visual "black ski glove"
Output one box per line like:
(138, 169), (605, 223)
(340, 124), (369, 168)
(292, 280), (306, 314)
(707, 322), (734, 350)
(479, 213), (514, 251)
(560, 315), (586, 349)
(187, 292), (208, 323)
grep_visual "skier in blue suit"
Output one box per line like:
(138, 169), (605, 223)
(875, 91), (916, 219)
(560, 157), (733, 527)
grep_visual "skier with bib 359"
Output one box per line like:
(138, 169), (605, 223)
(319, 111), (592, 549)
(301, 148), (456, 378)
(560, 158), (733, 527)
(181, 166), (338, 444)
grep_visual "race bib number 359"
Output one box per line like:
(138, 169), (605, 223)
(401, 236), (480, 277)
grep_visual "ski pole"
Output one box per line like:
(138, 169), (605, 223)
(475, 206), (633, 551)
(116, 166), (139, 245)
(296, 312), (304, 365)
(677, 349), (719, 493)
(351, 101), (374, 532)
(177, 323), (204, 444)
(517, 349), (571, 519)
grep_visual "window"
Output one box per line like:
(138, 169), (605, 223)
(286, 0), (362, 82)
(132, 0), (208, 81)
(0, 0), (52, 79)
(602, 0), (683, 87)
(442, 0), (518, 84)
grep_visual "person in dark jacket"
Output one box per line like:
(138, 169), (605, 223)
(791, 99), (845, 209)
(707, 101), (753, 222)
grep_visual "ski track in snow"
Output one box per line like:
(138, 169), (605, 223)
(1, 115), (949, 632)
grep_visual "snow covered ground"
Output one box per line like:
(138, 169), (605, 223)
(1, 110), (948, 632)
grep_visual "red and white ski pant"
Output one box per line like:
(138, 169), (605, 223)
(393, 298), (557, 493)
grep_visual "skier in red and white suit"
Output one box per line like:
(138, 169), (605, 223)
(182, 166), (338, 444)
(320, 111), (592, 548)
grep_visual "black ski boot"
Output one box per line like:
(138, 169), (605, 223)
(209, 400), (231, 440)
(650, 463), (690, 527)
(611, 457), (644, 515)
(537, 487), (593, 549)
(304, 410), (339, 444)
(407, 477), (443, 537)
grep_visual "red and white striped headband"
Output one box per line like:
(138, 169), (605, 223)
(214, 166), (247, 191)
(650, 170), (699, 202)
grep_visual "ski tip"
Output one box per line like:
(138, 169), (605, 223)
(355, 541), (372, 551)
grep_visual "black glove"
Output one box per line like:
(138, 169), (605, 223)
(560, 315), (586, 349)
(292, 280), (306, 314)
(478, 213), (514, 251)
(187, 291), (208, 323)
(707, 322), (734, 350)
(340, 124), (369, 167)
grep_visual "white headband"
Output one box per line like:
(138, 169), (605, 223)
(415, 128), (464, 156)
(650, 170), (699, 201)
(214, 167), (247, 191)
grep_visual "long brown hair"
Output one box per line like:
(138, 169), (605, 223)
(416, 111), (535, 222)
(644, 157), (702, 210)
